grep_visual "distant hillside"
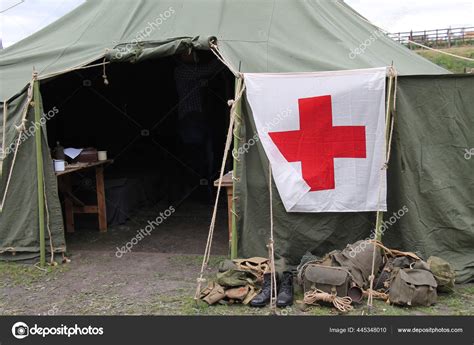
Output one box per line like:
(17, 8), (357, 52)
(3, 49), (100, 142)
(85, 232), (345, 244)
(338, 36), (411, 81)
(416, 46), (474, 73)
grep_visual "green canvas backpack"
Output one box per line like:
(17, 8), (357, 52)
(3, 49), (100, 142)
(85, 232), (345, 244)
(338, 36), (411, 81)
(389, 267), (438, 306)
(299, 263), (352, 297)
(330, 240), (384, 289)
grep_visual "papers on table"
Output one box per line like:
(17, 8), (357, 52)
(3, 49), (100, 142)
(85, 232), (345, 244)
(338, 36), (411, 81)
(64, 148), (83, 159)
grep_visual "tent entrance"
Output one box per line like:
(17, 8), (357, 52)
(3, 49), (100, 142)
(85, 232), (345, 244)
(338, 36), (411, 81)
(41, 52), (233, 255)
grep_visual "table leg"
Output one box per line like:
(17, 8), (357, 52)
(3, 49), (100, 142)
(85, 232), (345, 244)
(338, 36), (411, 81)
(96, 166), (107, 232)
(226, 186), (233, 246)
(63, 175), (75, 233)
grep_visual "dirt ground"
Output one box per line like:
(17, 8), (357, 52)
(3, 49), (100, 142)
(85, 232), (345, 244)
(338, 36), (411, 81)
(1, 202), (473, 316)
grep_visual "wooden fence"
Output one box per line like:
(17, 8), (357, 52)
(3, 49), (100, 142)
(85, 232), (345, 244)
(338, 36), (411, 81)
(389, 27), (474, 48)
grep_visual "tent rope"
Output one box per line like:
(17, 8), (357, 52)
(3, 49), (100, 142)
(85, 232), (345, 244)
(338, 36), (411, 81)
(267, 162), (277, 314)
(0, 79), (35, 212)
(407, 40), (474, 62)
(194, 78), (246, 299)
(37, 54), (110, 81)
(209, 40), (242, 78)
(367, 66), (397, 310)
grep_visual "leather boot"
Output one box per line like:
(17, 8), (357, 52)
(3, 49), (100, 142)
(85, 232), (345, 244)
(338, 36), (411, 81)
(250, 273), (274, 307)
(276, 271), (293, 307)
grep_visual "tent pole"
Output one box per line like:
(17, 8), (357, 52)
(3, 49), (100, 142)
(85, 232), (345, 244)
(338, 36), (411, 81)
(231, 77), (243, 259)
(375, 70), (395, 242)
(33, 77), (46, 267)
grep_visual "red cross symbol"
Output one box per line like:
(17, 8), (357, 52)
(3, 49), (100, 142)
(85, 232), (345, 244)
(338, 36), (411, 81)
(269, 95), (366, 191)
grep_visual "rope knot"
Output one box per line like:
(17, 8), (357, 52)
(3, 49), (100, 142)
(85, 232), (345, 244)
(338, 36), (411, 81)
(14, 119), (27, 133)
(227, 99), (235, 107)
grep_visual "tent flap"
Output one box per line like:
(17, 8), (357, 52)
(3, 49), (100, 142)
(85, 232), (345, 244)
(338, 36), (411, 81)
(0, 86), (66, 258)
(105, 36), (212, 63)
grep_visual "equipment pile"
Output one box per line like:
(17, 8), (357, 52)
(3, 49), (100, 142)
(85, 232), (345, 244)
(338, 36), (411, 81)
(199, 257), (270, 305)
(298, 240), (455, 311)
(199, 241), (456, 312)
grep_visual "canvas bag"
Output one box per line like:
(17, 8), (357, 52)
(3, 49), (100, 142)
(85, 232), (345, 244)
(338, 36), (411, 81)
(330, 240), (383, 289)
(389, 267), (438, 306)
(299, 263), (352, 297)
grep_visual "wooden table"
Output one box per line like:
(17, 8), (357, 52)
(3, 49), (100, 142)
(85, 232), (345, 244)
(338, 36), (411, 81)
(214, 171), (233, 243)
(56, 160), (113, 233)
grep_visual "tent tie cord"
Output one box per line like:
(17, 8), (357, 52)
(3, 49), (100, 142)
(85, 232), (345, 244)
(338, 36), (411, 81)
(0, 247), (15, 254)
(194, 78), (246, 300)
(232, 129), (243, 141)
(231, 173), (240, 182)
(102, 57), (110, 86)
(229, 99), (243, 141)
(230, 208), (239, 219)
(14, 119), (27, 133)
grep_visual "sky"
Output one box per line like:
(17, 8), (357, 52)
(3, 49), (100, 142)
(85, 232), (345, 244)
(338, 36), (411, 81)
(0, 0), (473, 48)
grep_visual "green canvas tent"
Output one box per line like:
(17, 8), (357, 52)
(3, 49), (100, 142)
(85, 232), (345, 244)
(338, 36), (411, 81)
(0, 0), (473, 282)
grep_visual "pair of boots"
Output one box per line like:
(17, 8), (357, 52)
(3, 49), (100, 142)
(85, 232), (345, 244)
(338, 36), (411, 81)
(250, 272), (293, 308)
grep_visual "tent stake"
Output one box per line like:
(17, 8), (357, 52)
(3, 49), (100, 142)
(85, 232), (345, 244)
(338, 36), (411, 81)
(33, 77), (46, 267)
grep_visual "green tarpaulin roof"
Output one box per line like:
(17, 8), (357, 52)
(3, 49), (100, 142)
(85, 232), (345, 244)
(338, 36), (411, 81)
(0, 0), (447, 101)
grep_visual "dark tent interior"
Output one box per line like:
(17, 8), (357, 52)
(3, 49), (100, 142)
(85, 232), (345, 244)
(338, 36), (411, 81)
(40, 52), (234, 255)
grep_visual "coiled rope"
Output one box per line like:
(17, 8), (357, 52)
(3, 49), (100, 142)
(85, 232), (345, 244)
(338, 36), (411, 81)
(304, 289), (353, 313)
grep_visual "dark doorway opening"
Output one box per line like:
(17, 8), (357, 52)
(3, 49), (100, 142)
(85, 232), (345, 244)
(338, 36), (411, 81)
(41, 52), (234, 255)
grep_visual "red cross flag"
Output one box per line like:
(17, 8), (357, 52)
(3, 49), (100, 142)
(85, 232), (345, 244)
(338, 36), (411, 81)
(245, 68), (387, 212)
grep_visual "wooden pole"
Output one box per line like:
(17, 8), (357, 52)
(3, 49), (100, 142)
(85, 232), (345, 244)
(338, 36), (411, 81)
(375, 70), (395, 242)
(33, 77), (46, 267)
(231, 77), (243, 259)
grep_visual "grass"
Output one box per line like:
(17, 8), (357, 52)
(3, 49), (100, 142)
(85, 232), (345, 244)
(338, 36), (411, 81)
(415, 46), (474, 73)
(1, 258), (472, 316)
(0, 262), (69, 288)
(168, 254), (226, 269)
(119, 281), (474, 316)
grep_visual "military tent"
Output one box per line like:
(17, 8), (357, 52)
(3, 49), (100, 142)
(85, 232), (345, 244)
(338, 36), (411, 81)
(0, 0), (472, 282)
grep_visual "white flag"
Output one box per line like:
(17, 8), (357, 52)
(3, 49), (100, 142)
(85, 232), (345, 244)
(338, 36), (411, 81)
(244, 68), (387, 212)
